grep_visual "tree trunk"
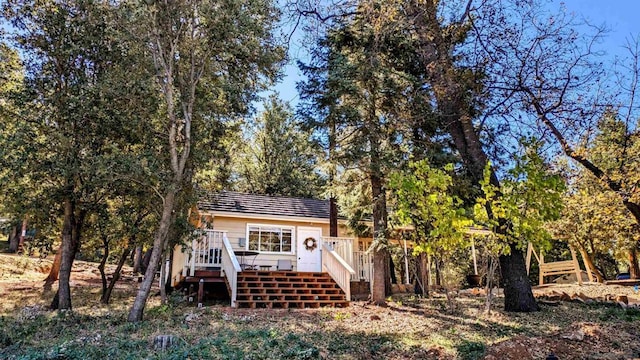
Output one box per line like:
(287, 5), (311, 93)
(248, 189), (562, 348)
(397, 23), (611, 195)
(8, 223), (20, 253)
(370, 170), (388, 305)
(434, 257), (442, 287)
(384, 250), (392, 296)
(18, 217), (28, 253)
(52, 203), (85, 310)
(98, 236), (110, 296)
(54, 199), (75, 310)
(128, 190), (177, 322)
(141, 248), (152, 274)
(102, 246), (131, 304)
(372, 250), (387, 304)
(160, 251), (168, 304)
(416, 252), (429, 296)
(389, 256), (397, 284)
(499, 244), (539, 312)
(408, 0), (537, 312)
(629, 248), (640, 279)
(133, 245), (143, 274)
(44, 245), (62, 290)
(165, 248), (174, 295)
(577, 245), (604, 282)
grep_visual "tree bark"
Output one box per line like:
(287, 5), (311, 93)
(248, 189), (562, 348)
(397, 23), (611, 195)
(98, 236), (110, 296)
(18, 217), (28, 253)
(141, 248), (152, 274)
(8, 223), (20, 253)
(407, 0), (538, 312)
(629, 249), (640, 280)
(370, 171), (389, 305)
(577, 245), (604, 282)
(160, 251), (168, 304)
(102, 246), (131, 304)
(416, 252), (429, 296)
(133, 245), (143, 274)
(44, 245), (62, 290)
(499, 244), (539, 312)
(55, 199), (75, 310)
(51, 207), (86, 310)
(128, 190), (176, 322)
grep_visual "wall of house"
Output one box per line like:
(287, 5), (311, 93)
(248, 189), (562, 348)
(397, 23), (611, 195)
(171, 246), (188, 287)
(170, 213), (354, 285)
(211, 215), (333, 270)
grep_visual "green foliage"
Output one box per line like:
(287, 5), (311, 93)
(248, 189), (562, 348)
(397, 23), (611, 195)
(298, 3), (428, 240)
(231, 96), (325, 198)
(599, 306), (640, 322)
(1, 0), (159, 255)
(548, 113), (640, 277)
(389, 160), (472, 256)
(474, 140), (565, 253)
(455, 340), (486, 360)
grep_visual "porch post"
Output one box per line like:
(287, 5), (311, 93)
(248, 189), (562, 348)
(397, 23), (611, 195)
(190, 238), (196, 276)
(471, 239), (478, 275)
(403, 239), (410, 284)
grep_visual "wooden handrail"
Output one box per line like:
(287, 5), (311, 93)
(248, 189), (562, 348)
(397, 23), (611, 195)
(221, 235), (241, 307)
(322, 243), (355, 301)
(189, 230), (226, 276)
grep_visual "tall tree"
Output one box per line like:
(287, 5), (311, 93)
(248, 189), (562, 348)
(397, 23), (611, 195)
(299, 5), (422, 303)
(549, 113), (640, 279)
(232, 96), (325, 198)
(2, 0), (152, 309)
(472, 1), (640, 232)
(126, 0), (283, 322)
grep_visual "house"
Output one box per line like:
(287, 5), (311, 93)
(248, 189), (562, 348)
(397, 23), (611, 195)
(170, 191), (389, 309)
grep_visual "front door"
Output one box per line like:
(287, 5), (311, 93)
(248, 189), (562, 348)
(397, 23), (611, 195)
(297, 227), (322, 272)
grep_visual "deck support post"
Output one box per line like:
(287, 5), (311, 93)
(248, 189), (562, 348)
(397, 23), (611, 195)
(197, 278), (204, 308)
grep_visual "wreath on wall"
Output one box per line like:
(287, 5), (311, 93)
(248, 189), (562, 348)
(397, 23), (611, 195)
(303, 237), (318, 251)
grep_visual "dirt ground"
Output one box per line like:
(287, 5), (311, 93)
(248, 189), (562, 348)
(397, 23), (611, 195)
(1, 253), (640, 359)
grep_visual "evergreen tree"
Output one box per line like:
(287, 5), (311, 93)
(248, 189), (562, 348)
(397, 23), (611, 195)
(299, 3), (423, 303)
(233, 96), (324, 198)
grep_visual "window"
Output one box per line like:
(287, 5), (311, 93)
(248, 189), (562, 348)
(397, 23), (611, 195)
(247, 225), (293, 253)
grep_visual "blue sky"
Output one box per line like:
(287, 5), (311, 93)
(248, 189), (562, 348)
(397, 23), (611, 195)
(270, 0), (640, 108)
(560, 0), (640, 55)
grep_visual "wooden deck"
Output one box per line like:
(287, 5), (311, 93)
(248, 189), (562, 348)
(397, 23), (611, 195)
(236, 270), (348, 309)
(176, 270), (349, 308)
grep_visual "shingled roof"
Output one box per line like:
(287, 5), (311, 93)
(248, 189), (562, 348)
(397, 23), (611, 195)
(198, 191), (330, 219)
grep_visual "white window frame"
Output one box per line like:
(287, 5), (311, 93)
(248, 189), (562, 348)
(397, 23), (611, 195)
(246, 223), (295, 254)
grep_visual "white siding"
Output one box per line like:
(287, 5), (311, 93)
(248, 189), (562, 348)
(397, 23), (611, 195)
(170, 211), (355, 283)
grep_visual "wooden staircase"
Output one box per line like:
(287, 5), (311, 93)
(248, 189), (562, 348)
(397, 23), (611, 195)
(178, 269), (227, 306)
(236, 270), (349, 309)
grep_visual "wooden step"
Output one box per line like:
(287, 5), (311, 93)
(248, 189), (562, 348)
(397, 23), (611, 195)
(179, 270), (348, 309)
(194, 269), (222, 277)
(235, 299), (349, 309)
(234, 271), (348, 309)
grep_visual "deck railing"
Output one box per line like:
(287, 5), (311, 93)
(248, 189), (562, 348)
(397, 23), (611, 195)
(221, 234), (241, 307)
(187, 230), (225, 276)
(322, 236), (354, 266)
(353, 250), (373, 282)
(322, 243), (356, 301)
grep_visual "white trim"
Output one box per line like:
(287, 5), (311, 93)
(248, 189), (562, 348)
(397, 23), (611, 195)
(200, 209), (414, 230)
(297, 225), (325, 232)
(246, 223), (296, 255)
(206, 210), (330, 224)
